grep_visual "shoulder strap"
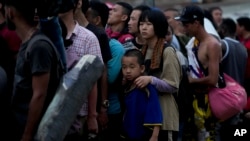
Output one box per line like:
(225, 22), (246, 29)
(26, 34), (51, 58)
(25, 33), (65, 73)
(221, 39), (229, 61)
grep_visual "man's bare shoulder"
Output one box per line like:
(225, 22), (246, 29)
(206, 35), (221, 50)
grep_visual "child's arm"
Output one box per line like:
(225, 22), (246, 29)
(149, 126), (160, 141)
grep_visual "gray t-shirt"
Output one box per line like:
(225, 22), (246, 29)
(12, 32), (61, 125)
(221, 37), (248, 86)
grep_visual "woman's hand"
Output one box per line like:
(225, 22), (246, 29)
(134, 76), (152, 88)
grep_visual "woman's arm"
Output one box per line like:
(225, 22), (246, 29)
(151, 76), (177, 93)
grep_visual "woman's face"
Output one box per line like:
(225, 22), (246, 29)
(139, 18), (155, 40)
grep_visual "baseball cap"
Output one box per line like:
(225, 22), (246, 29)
(175, 5), (204, 22)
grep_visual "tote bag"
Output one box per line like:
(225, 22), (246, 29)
(209, 73), (247, 121)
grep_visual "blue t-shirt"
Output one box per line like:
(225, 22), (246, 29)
(107, 39), (125, 114)
(123, 83), (163, 139)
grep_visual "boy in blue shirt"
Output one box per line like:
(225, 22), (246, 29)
(121, 49), (162, 141)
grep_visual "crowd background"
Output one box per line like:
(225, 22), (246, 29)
(0, 0), (250, 141)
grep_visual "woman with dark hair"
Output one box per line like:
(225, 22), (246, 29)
(204, 9), (218, 31)
(135, 9), (182, 141)
(208, 6), (223, 27)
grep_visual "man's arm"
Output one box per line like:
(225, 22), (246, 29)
(189, 41), (221, 86)
(97, 65), (109, 128)
(22, 73), (50, 141)
(87, 82), (98, 133)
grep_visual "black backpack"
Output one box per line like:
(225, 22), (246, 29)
(163, 44), (194, 122)
(175, 65), (193, 122)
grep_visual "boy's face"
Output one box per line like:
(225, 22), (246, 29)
(122, 56), (145, 81)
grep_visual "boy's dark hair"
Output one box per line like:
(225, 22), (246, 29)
(220, 18), (236, 37)
(139, 9), (168, 38)
(123, 49), (144, 66)
(4, 0), (37, 26)
(237, 17), (250, 31)
(89, 0), (109, 27)
(133, 4), (151, 12)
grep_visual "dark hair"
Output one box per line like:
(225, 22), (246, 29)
(133, 4), (151, 12)
(115, 2), (133, 35)
(123, 49), (144, 65)
(89, 0), (109, 27)
(208, 6), (222, 14)
(116, 2), (132, 24)
(5, 0), (37, 26)
(220, 18), (236, 37)
(164, 7), (180, 17)
(139, 9), (168, 38)
(81, 0), (89, 14)
(203, 9), (217, 29)
(59, 18), (73, 47)
(116, 2), (132, 16)
(237, 17), (250, 31)
(59, 0), (79, 13)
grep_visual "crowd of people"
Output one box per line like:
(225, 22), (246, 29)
(0, 0), (250, 141)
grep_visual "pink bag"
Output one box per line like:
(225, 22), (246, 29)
(209, 73), (247, 121)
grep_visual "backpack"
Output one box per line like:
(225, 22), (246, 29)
(25, 33), (66, 79)
(164, 44), (194, 122)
